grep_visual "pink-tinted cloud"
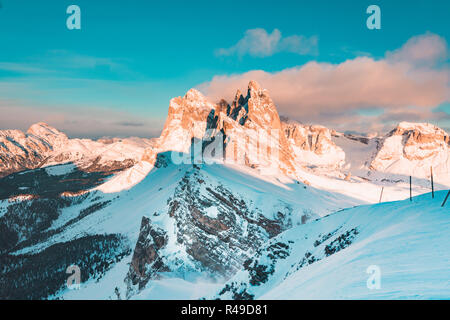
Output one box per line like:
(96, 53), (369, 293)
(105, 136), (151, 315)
(201, 33), (449, 133)
(386, 33), (448, 66)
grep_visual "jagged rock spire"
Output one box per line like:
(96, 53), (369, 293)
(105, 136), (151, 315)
(248, 80), (262, 93)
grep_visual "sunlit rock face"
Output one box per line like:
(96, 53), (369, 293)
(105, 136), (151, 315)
(283, 122), (346, 168)
(370, 122), (450, 180)
(155, 81), (297, 177)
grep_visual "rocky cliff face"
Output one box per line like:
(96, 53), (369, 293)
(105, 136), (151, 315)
(125, 216), (169, 297)
(124, 161), (298, 298)
(283, 121), (345, 168)
(154, 81), (296, 177)
(370, 122), (450, 180)
(220, 81), (296, 175)
(157, 89), (216, 153)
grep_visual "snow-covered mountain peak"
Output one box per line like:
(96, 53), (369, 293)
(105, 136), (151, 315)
(247, 80), (263, 94)
(369, 121), (450, 182)
(167, 88), (212, 114)
(385, 121), (450, 153)
(152, 81), (298, 177)
(184, 88), (208, 102)
(220, 81), (297, 176)
(246, 81), (277, 118)
(157, 88), (216, 153)
(283, 121), (346, 168)
(234, 89), (244, 100)
(27, 122), (67, 140)
(0, 122), (153, 178)
(385, 121), (449, 150)
(154, 82), (449, 183)
(26, 122), (69, 150)
(395, 121), (443, 133)
(223, 81), (285, 137)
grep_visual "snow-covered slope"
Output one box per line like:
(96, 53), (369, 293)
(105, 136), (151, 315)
(0, 154), (361, 300)
(332, 132), (380, 174)
(212, 191), (450, 300)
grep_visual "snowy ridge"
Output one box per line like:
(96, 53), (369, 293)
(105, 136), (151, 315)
(211, 191), (450, 300)
(40, 156), (362, 300)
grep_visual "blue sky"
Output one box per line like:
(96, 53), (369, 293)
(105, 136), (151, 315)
(0, 0), (448, 137)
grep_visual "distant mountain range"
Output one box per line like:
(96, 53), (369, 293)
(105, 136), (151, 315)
(2, 80), (449, 184)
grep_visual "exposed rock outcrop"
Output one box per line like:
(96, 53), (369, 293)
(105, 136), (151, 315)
(155, 81), (297, 176)
(283, 121), (345, 168)
(126, 217), (169, 297)
(370, 122), (450, 180)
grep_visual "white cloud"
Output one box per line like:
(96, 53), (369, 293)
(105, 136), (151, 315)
(0, 62), (53, 74)
(215, 28), (318, 58)
(0, 50), (135, 78)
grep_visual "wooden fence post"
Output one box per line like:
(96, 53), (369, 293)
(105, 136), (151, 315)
(379, 187), (384, 203)
(431, 166), (434, 199)
(442, 190), (450, 208)
(410, 176), (412, 201)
